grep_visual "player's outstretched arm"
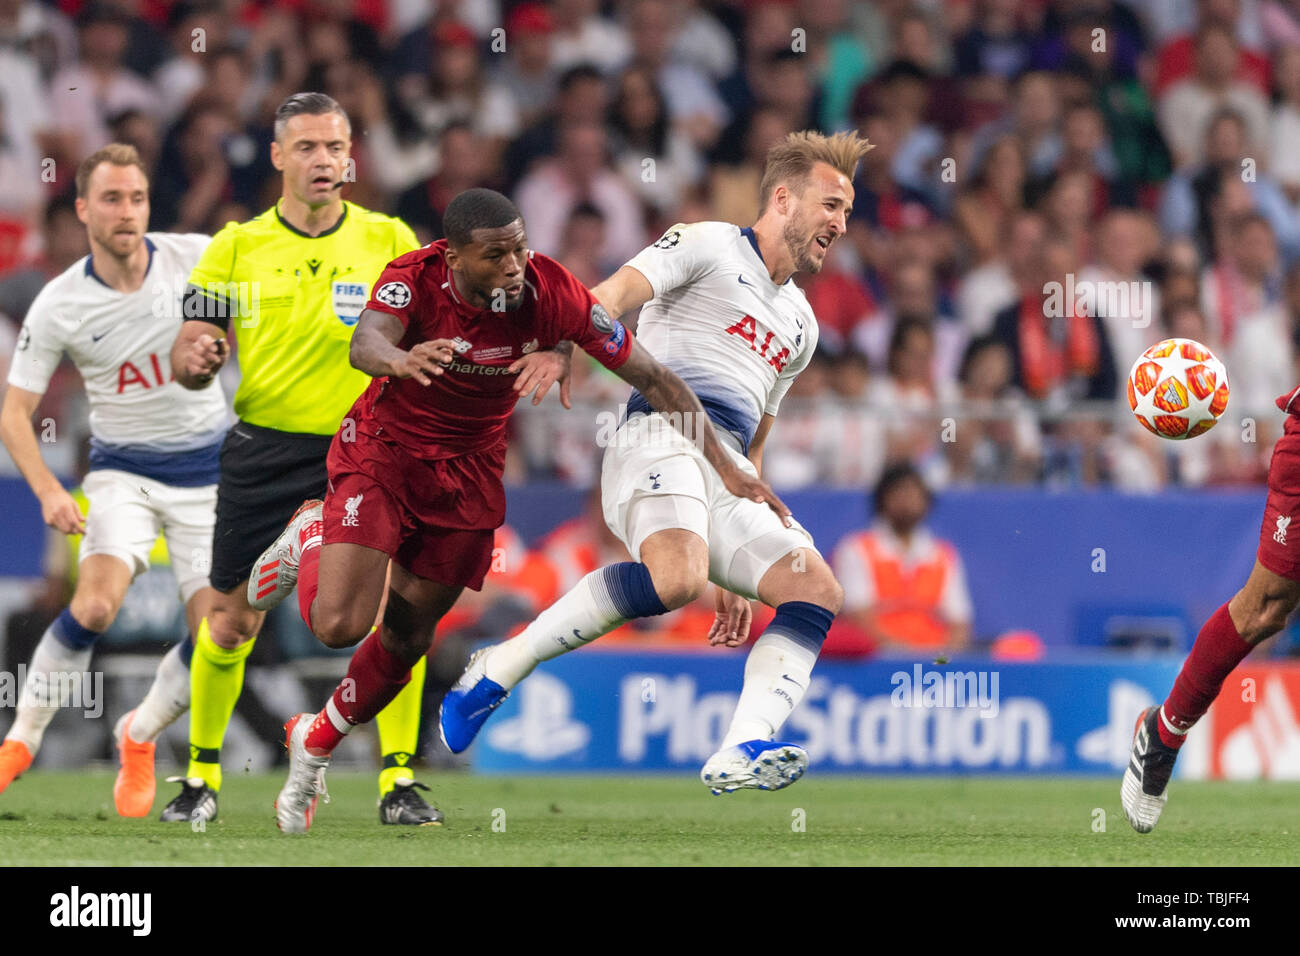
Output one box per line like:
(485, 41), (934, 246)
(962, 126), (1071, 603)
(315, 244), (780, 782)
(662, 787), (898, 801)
(614, 339), (792, 525)
(349, 307), (455, 385)
(172, 319), (229, 390)
(590, 265), (655, 320)
(0, 385), (84, 534)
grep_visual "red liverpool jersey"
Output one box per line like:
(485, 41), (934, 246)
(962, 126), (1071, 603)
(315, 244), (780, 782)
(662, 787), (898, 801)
(1279, 386), (1300, 415)
(352, 241), (632, 459)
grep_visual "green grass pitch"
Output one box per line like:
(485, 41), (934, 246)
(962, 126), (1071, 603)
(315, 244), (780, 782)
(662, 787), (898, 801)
(0, 771), (1296, 866)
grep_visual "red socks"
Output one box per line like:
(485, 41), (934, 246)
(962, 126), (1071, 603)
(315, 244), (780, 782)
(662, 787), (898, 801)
(297, 525), (323, 631)
(1159, 602), (1253, 749)
(303, 631), (412, 755)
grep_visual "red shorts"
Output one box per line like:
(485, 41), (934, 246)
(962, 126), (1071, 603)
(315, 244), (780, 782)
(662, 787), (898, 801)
(1259, 413), (1300, 581)
(323, 429), (506, 590)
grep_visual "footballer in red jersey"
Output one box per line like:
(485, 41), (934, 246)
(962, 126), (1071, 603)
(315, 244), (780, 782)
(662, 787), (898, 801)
(247, 188), (790, 832)
(1123, 383), (1300, 833)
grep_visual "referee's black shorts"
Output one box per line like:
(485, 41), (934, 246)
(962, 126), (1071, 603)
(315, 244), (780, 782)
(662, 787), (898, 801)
(210, 421), (333, 594)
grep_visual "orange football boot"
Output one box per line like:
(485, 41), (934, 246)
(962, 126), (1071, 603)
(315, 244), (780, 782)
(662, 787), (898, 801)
(0, 739), (33, 794)
(113, 710), (156, 817)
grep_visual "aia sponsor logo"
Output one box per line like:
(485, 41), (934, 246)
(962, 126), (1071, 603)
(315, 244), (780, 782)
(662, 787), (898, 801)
(724, 315), (790, 372)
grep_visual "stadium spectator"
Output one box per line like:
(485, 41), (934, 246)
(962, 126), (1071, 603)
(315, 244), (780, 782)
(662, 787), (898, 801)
(992, 237), (1119, 406)
(944, 335), (1042, 484)
(868, 318), (960, 483)
(956, 209), (1045, 337)
(857, 259), (966, 388)
(608, 65), (704, 216)
(549, 0), (632, 75)
(493, 2), (560, 130)
(1221, 213), (1293, 419)
(954, 0), (1035, 79)
(48, 6), (161, 161)
(625, 0), (728, 149)
(709, 106), (792, 227)
(515, 121), (646, 265)
(1270, 45), (1300, 203)
(392, 121), (488, 243)
(852, 60), (945, 201)
(1202, 207), (1286, 346)
(1176, 116), (1300, 264)
(149, 104), (238, 234)
(556, 202), (616, 289)
(831, 463), (974, 655)
(503, 63), (608, 190)
(1261, 0), (1300, 50)
(153, 3), (234, 125)
(0, 196), (87, 326)
(1158, 22), (1270, 171)
(1154, 0), (1271, 96)
(952, 134), (1026, 266)
(1079, 209), (1164, 369)
(799, 0), (874, 133)
(399, 20), (521, 172)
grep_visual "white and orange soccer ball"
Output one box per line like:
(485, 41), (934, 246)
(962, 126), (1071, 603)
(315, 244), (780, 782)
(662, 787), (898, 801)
(1126, 338), (1229, 439)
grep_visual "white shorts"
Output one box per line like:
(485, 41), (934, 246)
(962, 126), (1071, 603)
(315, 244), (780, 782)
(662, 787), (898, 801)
(600, 413), (817, 601)
(80, 469), (216, 604)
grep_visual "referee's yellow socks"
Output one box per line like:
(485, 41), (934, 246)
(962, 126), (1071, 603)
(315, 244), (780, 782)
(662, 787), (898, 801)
(187, 619), (255, 792)
(375, 654), (427, 797)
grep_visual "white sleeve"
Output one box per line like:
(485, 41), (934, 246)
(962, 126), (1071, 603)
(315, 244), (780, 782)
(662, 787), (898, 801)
(7, 285), (65, 395)
(939, 549), (973, 624)
(765, 315), (818, 416)
(623, 221), (728, 298)
(831, 534), (874, 612)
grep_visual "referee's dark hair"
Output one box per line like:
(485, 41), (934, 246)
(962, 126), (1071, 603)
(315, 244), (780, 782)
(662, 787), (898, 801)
(872, 462), (932, 516)
(274, 92), (351, 142)
(443, 188), (523, 247)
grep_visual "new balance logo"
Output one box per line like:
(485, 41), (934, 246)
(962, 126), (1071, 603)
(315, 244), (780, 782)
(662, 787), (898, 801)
(343, 493), (363, 527)
(1275, 516), (1291, 545)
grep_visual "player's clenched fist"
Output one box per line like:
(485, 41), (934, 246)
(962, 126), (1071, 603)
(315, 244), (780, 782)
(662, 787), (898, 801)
(184, 333), (228, 383)
(39, 485), (86, 535)
(392, 338), (456, 385)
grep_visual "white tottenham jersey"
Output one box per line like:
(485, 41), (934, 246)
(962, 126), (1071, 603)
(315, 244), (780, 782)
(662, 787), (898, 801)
(9, 233), (229, 485)
(623, 221), (818, 452)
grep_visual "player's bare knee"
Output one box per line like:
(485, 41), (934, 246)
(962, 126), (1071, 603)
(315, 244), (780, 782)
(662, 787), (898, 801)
(650, 568), (708, 610)
(70, 596), (117, 634)
(815, 574), (845, 616)
(313, 608), (369, 649)
(207, 610), (256, 650)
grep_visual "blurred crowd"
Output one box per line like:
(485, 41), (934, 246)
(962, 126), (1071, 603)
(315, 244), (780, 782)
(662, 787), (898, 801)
(2, 0), (1300, 491)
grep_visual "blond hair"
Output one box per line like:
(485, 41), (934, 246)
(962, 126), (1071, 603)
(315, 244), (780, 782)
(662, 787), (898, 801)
(758, 130), (873, 210)
(76, 143), (148, 198)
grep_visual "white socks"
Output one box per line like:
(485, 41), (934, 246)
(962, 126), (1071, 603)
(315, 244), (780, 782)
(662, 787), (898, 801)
(127, 641), (191, 744)
(720, 632), (818, 748)
(4, 629), (94, 753)
(485, 569), (631, 689)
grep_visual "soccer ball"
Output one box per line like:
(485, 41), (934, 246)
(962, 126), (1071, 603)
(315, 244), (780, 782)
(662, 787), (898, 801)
(1126, 338), (1229, 439)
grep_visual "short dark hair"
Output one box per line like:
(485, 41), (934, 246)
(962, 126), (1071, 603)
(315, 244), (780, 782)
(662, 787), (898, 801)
(443, 188), (523, 247)
(873, 462), (931, 515)
(558, 64), (604, 93)
(274, 92), (350, 142)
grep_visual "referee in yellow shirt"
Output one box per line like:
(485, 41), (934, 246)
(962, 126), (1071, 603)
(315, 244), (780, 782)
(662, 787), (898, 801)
(167, 93), (439, 826)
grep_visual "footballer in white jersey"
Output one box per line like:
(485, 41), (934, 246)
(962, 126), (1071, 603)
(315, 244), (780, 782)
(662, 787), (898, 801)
(442, 130), (873, 795)
(0, 147), (226, 820)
